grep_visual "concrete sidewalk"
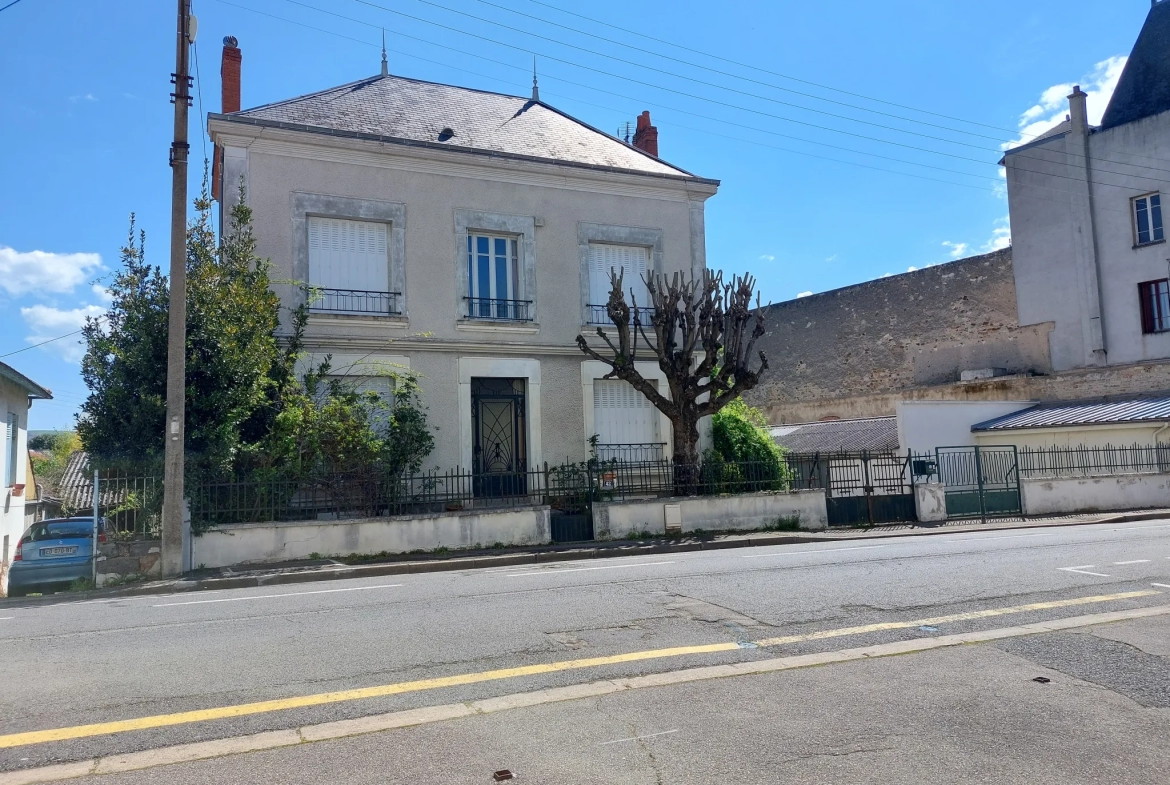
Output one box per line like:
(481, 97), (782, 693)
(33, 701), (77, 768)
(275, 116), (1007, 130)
(2, 508), (1167, 606)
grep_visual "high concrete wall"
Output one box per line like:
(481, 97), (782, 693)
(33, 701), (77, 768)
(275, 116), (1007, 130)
(193, 506), (553, 568)
(896, 400), (1035, 454)
(1021, 472), (1170, 516)
(594, 490), (828, 538)
(746, 249), (1054, 423)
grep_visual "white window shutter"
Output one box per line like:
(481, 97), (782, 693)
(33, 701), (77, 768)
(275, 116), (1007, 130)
(593, 380), (658, 445)
(308, 217), (389, 292)
(588, 244), (650, 308)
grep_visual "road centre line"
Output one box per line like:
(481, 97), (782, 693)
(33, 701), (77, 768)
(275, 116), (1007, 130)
(152, 584), (403, 607)
(504, 561), (675, 577)
(599, 729), (679, 745)
(1113, 560), (1151, 564)
(741, 544), (890, 558)
(1153, 583), (1170, 589)
(0, 589), (1156, 750)
(1057, 566), (1111, 577)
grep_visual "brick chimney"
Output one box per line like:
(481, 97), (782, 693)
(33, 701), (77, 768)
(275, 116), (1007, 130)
(632, 110), (658, 158)
(213, 36), (242, 202)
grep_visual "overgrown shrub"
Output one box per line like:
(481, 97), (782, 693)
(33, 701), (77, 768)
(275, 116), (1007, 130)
(703, 399), (791, 493)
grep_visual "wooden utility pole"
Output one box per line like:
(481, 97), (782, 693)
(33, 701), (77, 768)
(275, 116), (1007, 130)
(162, 0), (192, 578)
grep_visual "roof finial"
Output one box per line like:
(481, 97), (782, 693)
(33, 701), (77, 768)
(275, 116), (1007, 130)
(381, 29), (388, 76)
(531, 56), (540, 102)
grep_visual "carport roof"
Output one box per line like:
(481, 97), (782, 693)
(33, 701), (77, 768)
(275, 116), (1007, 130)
(971, 395), (1170, 432)
(770, 416), (899, 453)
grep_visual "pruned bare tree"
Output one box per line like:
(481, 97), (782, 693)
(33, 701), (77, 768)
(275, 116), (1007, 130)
(575, 268), (768, 477)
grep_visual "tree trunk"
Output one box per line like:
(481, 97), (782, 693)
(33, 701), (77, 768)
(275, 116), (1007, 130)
(671, 412), (701, 495)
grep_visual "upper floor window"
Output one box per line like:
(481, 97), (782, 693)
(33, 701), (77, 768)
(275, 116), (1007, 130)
(1139, 279), (1170, 334)
(587, 243), (652, 325)
(1133, 193), (1164, 246)
(466, 233), (530, 321)
(308, 217), (400, 316)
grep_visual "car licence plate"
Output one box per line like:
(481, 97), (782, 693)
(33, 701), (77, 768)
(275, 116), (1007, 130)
(40, 546), (78, 557)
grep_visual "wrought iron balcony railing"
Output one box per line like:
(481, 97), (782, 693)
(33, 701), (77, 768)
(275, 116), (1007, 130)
(464, 297), (533, 322)
(594, 442), (667, 462)
(310, 288), (402, 316)
(586, 303), (655, 325)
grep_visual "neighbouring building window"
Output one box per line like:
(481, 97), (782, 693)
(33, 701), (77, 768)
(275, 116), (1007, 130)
(1133, 193), (1164, 246)
(587, 243), (651, 324)
(4, 412), (16, 488)
(467, 233), (527, 320)
(307, 217), (399, 315)
(592, 380), (664, 461)
(1139, 279), (1170, 334)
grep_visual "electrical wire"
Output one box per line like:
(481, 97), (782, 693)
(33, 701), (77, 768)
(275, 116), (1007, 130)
(193, 38), (209, 163)
(0, 330), (84, 359)
(0, 0), (28, 13)
(520, 0), (1030, 138)
(209, 0), (1166, 211)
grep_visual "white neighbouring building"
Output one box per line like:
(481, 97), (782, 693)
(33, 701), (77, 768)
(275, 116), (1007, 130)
(0, 361), (52, 595)
(207, 40), (716, 476)
(1004, 0), (1170, 372)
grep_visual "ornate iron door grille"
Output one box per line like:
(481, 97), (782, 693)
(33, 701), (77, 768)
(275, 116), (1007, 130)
(471, 377), (527, 498)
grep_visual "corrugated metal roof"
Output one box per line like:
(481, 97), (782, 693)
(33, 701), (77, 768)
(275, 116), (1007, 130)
(224, 74), (704, 180)
(972, 395), (1170, 431)
(770, 417), (899, 453)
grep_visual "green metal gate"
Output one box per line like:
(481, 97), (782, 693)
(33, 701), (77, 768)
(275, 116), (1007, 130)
(935, 446), (1021, 520)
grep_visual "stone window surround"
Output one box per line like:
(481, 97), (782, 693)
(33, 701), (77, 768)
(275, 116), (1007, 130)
(455, 210), (538, 325)
(458, 357), (542, 472)
(577, 223), (664, 325)
(291, 192), (407, 316)
(580, 360), (672, 459)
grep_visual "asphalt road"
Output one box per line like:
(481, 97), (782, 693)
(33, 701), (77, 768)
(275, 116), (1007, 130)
(2, 519), (1169, 779)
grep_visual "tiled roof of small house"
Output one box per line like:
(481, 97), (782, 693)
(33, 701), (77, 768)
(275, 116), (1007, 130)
(770, 417), (900, 453)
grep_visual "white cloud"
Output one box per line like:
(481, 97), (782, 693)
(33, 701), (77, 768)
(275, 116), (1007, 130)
(0, 247), (103, 296)
(69, 93), (97, 103)
(906, 266), (918, 272)
(758, 254), (775, 262)
(941, 241), (968, 259)
(21, 304), (105, 363)
(1008, 56), (1126, 147)
(825, 254), (838, 263)
(984, 216), (1012, 251)
(796, 291), (813, 298)
(91, 284), (112, 303)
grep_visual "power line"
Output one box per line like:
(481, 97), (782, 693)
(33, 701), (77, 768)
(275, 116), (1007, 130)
(461, 0), (1022, 143)
(0, 329), (83, 359)
(193, 37), (208, 164)
(0, 0), (28, 13)
(214, 0), (1170, 206)
(520, 0), (1029, 138)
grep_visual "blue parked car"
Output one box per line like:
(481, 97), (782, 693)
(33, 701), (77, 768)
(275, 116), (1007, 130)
(7, 517), (104, 597)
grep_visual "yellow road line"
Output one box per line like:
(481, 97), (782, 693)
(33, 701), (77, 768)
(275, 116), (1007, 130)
(0, 589), (1157, 749)
(754, 590), (1159, 646)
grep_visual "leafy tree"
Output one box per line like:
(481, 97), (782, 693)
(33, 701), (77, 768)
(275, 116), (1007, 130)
(576, 269), (769, 485)
(28, 431), (81, 490)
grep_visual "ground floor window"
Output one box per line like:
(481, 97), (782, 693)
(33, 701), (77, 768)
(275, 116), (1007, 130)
(592, 380), (663, 461)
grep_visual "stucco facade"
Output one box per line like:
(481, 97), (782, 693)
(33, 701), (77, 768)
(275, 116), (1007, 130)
(0, 363), (52, 595)
(208, 78), (716, 471)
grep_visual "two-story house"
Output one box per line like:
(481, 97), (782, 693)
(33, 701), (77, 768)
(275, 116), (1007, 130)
(1004, 0), (1170, 372)
(208, 40), (718, 476)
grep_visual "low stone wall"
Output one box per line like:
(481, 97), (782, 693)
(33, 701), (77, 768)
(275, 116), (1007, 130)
(192, 505), (552, 569)
(1021, 472), (1170, 516)
(97, 539), (162, 586)
(594, 490), (828, 539)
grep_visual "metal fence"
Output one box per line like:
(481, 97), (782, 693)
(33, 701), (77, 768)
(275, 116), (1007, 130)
(87, 472), (162, 538)
(187, 458), (794, 528)
(309, 288), (402, 315)
(1018, 443), (1170, 478)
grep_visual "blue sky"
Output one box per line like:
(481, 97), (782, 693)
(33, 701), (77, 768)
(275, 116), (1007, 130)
(0, 0), (1155, 430)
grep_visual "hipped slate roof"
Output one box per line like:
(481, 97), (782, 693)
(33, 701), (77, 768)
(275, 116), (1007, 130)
(971, 395), (1170, 432)
(1100, 0), (1170, 130)
(771, 417), (900, 453)
(220, 74), (707, 181)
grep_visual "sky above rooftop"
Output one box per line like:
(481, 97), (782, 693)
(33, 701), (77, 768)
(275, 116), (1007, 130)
(0, 0), (1156, 430)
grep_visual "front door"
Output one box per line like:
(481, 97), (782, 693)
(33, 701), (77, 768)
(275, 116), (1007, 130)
(471, 377), (527, 497)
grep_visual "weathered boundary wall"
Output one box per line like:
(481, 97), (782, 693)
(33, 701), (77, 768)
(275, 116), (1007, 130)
(96, 539), (162, 586)
(193, 506), (552, 569)
(594, 490), (828, 539)
(1021, 473), (1170, 516)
